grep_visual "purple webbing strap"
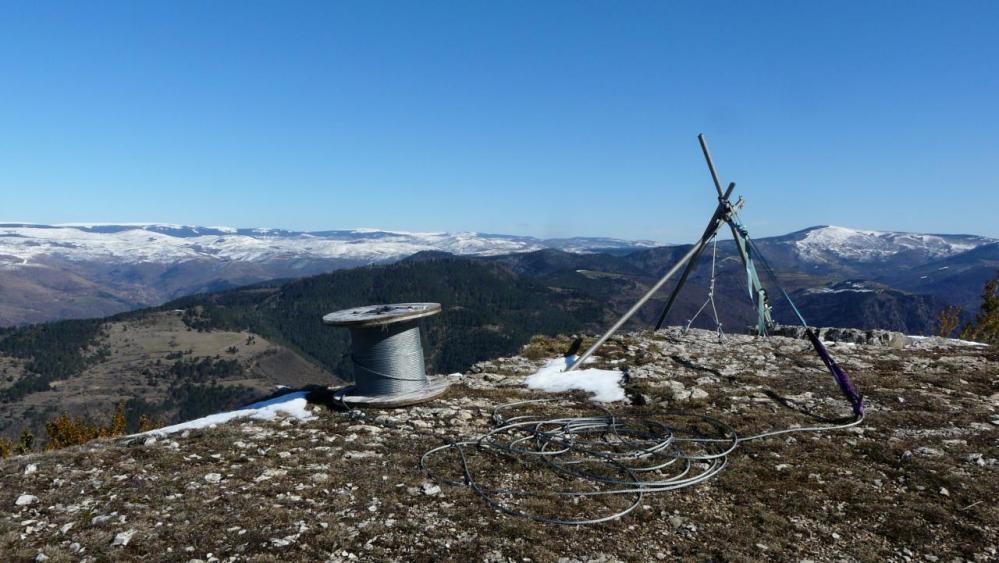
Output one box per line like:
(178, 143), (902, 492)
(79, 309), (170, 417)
(805, 329), (865, 416)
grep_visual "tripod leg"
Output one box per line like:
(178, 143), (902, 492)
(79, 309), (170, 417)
(653, 245), (706, 330)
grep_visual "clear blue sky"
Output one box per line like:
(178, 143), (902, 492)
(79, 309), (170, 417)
(1, 1), (996, 241)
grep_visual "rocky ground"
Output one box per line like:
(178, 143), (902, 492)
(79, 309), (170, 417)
(1, 328), (997, 562)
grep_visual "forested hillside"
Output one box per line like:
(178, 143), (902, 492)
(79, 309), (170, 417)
(0, 246), (975, 442)
(163, 256), (611, 376)
(0, 256), (614, 440)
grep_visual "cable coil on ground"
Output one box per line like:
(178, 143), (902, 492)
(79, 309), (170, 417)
(420, 399), (862, 525)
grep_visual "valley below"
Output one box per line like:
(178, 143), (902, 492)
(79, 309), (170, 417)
(0, 311), (336, 440)
(1, 222), (998, 441)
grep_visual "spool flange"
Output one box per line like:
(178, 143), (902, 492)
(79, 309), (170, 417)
(323, 303), (450, 407)
(322, 302), (442, 328)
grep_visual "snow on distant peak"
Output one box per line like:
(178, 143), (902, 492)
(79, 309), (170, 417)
(351, 226), (445, 236)
(793, 225), (994, 263)
(55, 222), (190, 229)
(0, 223), (656, 268)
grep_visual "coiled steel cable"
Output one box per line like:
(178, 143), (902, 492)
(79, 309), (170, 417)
(348, 323), (430, 395)
(420, 398), (863, 525)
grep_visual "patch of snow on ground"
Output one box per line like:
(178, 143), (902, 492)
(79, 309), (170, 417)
(906, 335), (989, 347)
(138, 391), (315, 436)
(524, 356), (625, 402)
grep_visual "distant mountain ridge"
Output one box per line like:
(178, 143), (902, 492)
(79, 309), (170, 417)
(0, 223), (995, 327)
(2, 222), (992, 268)
(784, 225), (995, 266)
(0, 229), (995, 439)
(0, 223), (659, 326)
(0, 223), (659, 266)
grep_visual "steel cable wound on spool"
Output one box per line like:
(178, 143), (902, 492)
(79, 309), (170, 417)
(323, 303), (449, 406)
(349, 324), (428, 394)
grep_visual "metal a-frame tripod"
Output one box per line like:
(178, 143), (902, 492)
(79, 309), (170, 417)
(653, 134), (773, 335)
(567, 134), (773, 372)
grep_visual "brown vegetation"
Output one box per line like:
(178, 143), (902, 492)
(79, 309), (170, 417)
(936, 305), (962, 337)
(3, 403), (165, 457)
(0, 430), (36, 458)
(137, 415), (164, 433)
(44, 402), (128, 450)
(961, 269), (999, 345)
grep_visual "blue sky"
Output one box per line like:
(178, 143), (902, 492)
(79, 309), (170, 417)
(1, 1), (996, 241)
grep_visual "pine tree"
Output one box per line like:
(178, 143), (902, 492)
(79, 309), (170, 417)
(961, 270), (999, 345)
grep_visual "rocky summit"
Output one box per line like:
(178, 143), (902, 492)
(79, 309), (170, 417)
(1, 328), (997, 562)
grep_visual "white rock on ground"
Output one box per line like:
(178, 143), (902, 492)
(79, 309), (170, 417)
(111, 530), (135, 547)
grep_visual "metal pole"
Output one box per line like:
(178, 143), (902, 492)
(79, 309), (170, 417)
(567, 204), (729, 371)
(654, 181), (736, 330)
(698, 133), (724, 197)
(652, 245), (707, 331)
(699, 133), (753, 271)
(699, 134), (774, 335)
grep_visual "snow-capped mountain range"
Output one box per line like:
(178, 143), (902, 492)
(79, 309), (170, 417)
(0, 223), (658, 267)
(789, 225), (995, 264)
(0, 222), (995, 328)
(1, 222), (992, 269)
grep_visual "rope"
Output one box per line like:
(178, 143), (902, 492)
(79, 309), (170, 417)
(731, 211), (864, 415)
(347, 322), (431, 395)
(420, 398), (863, 525)
(732, 210), (808, 326)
